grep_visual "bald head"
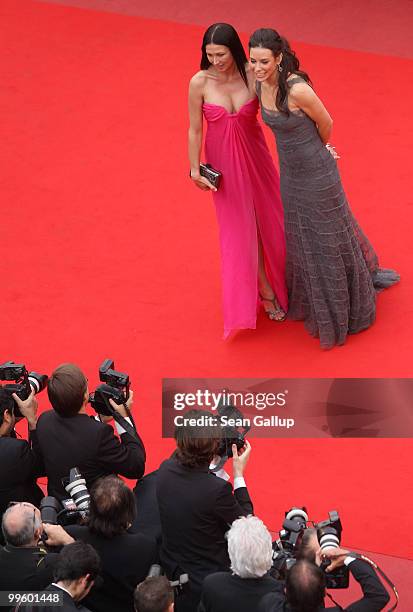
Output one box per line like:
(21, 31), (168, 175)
(2, 503), (42, 547)
(286, 560), (325, 611)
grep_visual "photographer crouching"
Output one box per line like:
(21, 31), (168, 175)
(36, 362), (146, 499)
(262, 510), (391, 612)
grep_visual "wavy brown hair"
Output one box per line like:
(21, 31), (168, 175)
(174, 409), (221, 468)
(249, 28), (312, 115)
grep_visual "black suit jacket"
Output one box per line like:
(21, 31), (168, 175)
(36, 411), (145, 499)
(17, 583), (91, 612)
(0, 545), (58, 610)
(198, 572), (284, 612)
(258, 560), (390, 612)
(156, 457), (253, 589)
(65, 525), (157, 612)
(0, 431), (44, 516)
(328, 559), (390, 611)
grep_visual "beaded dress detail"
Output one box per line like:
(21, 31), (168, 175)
(257, 78), (399, 347)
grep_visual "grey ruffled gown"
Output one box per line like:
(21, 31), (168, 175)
(257, 77), (399, 348)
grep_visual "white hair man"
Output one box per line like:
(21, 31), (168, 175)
(198, 515), (283, 612)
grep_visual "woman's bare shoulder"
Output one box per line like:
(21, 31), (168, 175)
(287, 74), (312, 90)
(190, 70), (211, 85)
(189, 72), (207, 101)
(289, 79), (316, 102)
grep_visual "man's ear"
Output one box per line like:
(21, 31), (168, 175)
(1, 409), (15, 432)
(4, 409), (14, 423)
(83, 573), (92, 587)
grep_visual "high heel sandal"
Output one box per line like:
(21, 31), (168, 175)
(259, 293), (287, 322)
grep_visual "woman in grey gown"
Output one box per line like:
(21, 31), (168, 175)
(249, 28), (399, 349)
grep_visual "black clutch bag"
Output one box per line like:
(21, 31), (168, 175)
(199, 163), (222, 189)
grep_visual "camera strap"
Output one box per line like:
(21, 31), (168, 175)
(348, 553), (399, 610)
(325, 592), (344, 609)
(209, 455), (228, 473)
(112, 410), (140, 440)
(99, 395), (141, 441)
(326, 553), (399, 611)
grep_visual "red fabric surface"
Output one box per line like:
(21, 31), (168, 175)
(40, 0), (413, 58)
(1, 1), (412, 592)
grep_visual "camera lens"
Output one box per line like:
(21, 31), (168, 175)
(40, 496), (60, 525)
(65, 468), (90, 511)
(27, 372), (48, 394)
(318, 526), (340, 551)
(285, 507), (309, 523)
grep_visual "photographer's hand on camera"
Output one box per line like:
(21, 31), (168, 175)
(42, 523), (75, 547)
(318, 546), (351, 572)
(108, 388), (133, 418)
(12, 389), (38, 430)
(232, 440), (251, 479)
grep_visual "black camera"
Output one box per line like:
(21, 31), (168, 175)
(315, 510), (349, 589)
(40, 496), (61, 525)
(89, 359), (130, 416)
(216, 402), (250, 458)
(0, 361), (48, 419)
(40, 467), (90, 527)
(271, 507), (309, 579)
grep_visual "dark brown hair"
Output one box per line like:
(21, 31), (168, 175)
(88, 475), (136, 539)
(296, 528), (317, 563)
(47, 363), (87, 417)
(201, 23), (248, 88)
(134, 576), (173, 612)
(249, 28), (311, 115)
(53, 541), (101, 583)
(174, 409), (221, 468)
(286, 560), (325, 611)
(0, 387), (14, 426)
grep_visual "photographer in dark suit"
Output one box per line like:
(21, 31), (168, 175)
(0, 501), (74, 601)
(284, 553), (390, 611)
(0, 387), (44, 535)
(199, 515), (283, 612)
(36, 363), (146, 499)
(156, 409), (253, 612)
(256, 541), (390, 612)
(289, 529), (390, 611)
(66, 475), (157, 612)
(17, 541), (101, 612)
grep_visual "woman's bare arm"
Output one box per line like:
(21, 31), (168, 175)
(188, 73), (216, 191)
(289, 82), (333, 144)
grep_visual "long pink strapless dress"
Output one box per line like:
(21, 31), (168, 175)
(203, 97), (288, 338)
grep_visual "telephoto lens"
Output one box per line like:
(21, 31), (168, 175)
(316, 510), (343, 552)
(279, 507), (309, 551)
(316, 511), (349, 589)
(27, 372), (48, 394)
(318, 526), (340, 551)
(40, 496), (61, 525)
(65, 467), (91, 512)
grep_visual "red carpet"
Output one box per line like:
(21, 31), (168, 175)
(1, 1), (412, 600)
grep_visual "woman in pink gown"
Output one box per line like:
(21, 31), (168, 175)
(188, 23), (288, 338)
